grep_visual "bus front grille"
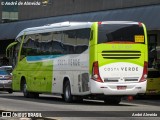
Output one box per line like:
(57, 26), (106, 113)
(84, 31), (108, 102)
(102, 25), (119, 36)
(101, 50), (141, 59)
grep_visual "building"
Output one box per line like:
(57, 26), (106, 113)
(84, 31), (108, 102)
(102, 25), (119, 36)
(0, 0), (160, 62)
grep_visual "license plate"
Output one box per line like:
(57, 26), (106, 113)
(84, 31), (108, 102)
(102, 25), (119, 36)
(117, 86), (126, 90)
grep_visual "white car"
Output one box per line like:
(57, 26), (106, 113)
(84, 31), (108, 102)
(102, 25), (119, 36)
(0, 69), (13, 93)
(0, 66), (12, 74)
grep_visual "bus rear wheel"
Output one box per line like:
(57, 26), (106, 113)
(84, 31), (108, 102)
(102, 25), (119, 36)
(104, 96), (121, 105)
(63, 81), (73, 103)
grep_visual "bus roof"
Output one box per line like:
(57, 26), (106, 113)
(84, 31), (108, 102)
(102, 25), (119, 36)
(100, 21), (139, 25)
(16, 21), (92, 39)
(16, 21), (140, 40)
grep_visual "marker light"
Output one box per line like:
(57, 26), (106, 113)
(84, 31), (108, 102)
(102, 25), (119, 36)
(139, 61), (148, 82)
(92, 61), (103, 83)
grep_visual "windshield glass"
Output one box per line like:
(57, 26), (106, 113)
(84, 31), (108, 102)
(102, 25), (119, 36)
(98, 24), (145, 44)
(0, 70), (9, 75)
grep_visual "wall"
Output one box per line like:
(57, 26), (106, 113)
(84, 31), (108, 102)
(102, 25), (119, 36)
(1, 0), (160, 21)
(18, 0), (160, 20)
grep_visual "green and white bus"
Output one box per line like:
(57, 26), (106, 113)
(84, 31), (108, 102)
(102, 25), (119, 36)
(7, 21), (148, 104)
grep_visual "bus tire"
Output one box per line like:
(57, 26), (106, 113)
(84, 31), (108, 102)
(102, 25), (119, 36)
(63, 80), (73, 103)
(22, 80), (31, 98)
(104, 96), (121, 105)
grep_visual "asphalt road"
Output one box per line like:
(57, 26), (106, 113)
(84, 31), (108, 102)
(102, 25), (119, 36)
(0, 92), (160, 120)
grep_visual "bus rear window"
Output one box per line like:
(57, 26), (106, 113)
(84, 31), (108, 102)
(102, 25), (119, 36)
(98, 24), (145, 44)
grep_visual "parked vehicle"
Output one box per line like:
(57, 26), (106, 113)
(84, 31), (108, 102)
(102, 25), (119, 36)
(146, 68), (160, 95)
(0, 69), (13, 93)
(146, 46), (160, 95)
(0, 66), (12, 74)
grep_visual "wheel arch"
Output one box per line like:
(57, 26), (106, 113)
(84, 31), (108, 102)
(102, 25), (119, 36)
(63, 76), (72, 94)
(20, 76), (26, 91)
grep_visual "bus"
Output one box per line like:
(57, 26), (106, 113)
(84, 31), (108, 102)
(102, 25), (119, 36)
(7, 21), (148, 104)
(146, 46), (160, 95)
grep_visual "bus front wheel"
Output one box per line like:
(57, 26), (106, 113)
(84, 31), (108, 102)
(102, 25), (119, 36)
(63, 81), (73, 103)
(22, 81), (39, 98)
(22, 81), (30, 98)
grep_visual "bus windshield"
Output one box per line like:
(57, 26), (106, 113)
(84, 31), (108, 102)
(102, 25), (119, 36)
(98, 24), (145, 44)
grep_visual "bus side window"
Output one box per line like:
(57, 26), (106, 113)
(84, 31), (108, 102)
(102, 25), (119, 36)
(52, 31), (64, 55)
(21, 34), (37, 59)
(62, 30), (76, 54)
(76, 28), (90, 54)
(12, 42), (20, 68)
(62, 28), (90, 54)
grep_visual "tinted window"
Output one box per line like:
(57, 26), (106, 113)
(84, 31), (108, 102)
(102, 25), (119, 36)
(21, 34), (37, 57)
(63, 28), (90, 54)
(0, 70), (9, 75)
(12, 41), (20, 67)
(21, 28), (90, 57)
(0, 67), (12, 73)
(98, 24), (145, 44)
(76, 29), (90, 53)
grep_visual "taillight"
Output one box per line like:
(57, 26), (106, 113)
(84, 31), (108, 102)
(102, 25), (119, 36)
(98, 22), (102, 25)
(92, 61), (103, 83)
(139, 61), (148, 82)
